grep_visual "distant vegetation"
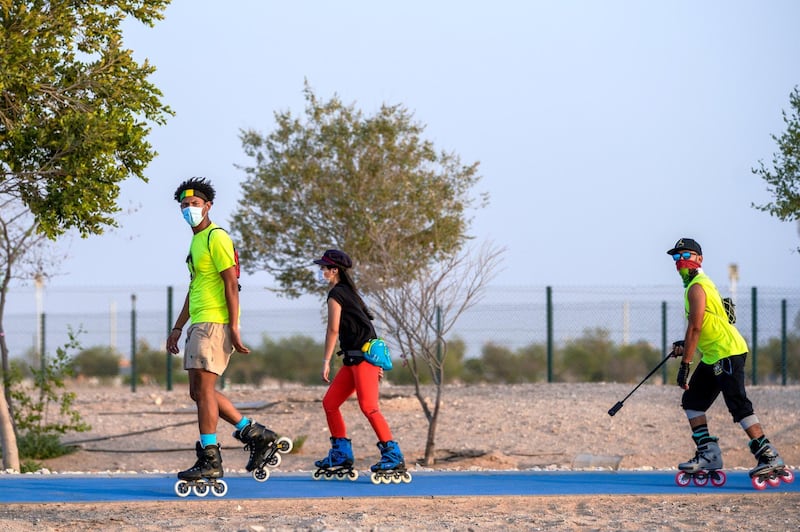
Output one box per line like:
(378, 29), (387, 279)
(64, 328), (800, 386)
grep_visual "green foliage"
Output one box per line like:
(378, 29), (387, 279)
(462, 342), (547, 384)
(752, 86), (800, 226)
(226, 334), (326, 385)
(7, 329), (90, 461)
(757, 334), (800, 384)
(289, 434), (307, 454)
(130, 339), (187, 385)
(231, 81), (484, 298)
(0, 1), (173, 238)
(72, 345), (121, 378)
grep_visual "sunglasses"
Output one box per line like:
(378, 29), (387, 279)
(672, 252), (693, 261)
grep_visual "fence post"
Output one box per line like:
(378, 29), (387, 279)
(131, 293), (137, 393)
(781, 299), (787, 386)
(750, 286), (757, 386)
(546, 286), (553, 383)
(166, 286), (174, 391)
(661, 301), (667, 384)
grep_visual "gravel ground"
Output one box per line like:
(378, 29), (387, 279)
(1, 381), (798, 531)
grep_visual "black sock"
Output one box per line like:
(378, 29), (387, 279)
(691, 424), (714, 446)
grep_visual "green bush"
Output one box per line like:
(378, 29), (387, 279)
(72, 345), (121, 377)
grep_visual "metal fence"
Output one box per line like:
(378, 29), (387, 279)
(5, 284), (799, 384)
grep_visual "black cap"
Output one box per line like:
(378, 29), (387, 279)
(667, 238), (702, 256)
(313, 249), (353, 269)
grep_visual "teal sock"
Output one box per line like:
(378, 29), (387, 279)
(235, 417), (250, 431)
(200, 433), (217, 448)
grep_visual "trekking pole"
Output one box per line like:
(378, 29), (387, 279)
(607, 350), (675, 416)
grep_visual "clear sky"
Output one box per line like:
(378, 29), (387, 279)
(44, 0), (800, 293)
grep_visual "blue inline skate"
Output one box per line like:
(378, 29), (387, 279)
(370, 440), (412, 484)
(313, 437), (358, 481)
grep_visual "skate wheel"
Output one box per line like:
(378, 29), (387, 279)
(692, 472), (709, 487)
(312, 470), (324, 480)
(380, 474), (391, 484)
(324, 470), (334, 480)
(401, 472), (412, 483)
(370, 472), (380, 485)
(710, 470), (726, 487)
(348, 469), (359, 481)
(767, 475), (781, 487)
(266, 452), (281, 468)
(780, 468), (794, 484)
(193, 481), (210, 497)
(253, 467), (270, 482)
(276, 436), (293, 454)
(675, 471), (692, 487)
(752, 475), (768, 490)
(212, 480), (228, 497)
(174, 480), (191, 498)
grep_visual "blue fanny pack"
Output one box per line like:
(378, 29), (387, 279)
(361, 338), (393, 371)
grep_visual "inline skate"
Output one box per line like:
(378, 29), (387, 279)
(370, 440), (412, 484)
(174, 442), (228, 497)
(234, 420), (293, 482)
(313, 437), (359, 481)
(675, 439), (726, 487)
(749, 441), (795, 490)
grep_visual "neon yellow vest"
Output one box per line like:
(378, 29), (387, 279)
(187, 224), (237, 324)
(684, 272), (748, 364)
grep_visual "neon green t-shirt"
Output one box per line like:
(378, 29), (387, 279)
(187, 224), (237, 324)
(684, 272), (748, 364)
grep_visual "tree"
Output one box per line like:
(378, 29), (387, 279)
(0, 0), (172, 471)
(753, 86), (800, 248)
(231, 83), (502, 465)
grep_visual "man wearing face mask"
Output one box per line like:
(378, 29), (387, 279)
(167, 177), (282, 491)
(667, 238), (790, 488)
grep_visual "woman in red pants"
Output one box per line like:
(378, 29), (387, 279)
(312, 249), (409, 482)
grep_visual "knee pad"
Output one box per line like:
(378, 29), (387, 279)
(685, 409), (705, 421)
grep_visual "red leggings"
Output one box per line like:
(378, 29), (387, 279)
(322, 361), (393, 442)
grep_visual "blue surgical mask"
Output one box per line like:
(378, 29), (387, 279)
(182, 206), (204, 227)
(317, 269), (326, 284)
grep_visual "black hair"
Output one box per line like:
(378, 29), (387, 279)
(338, 267), (375, 321)
(174, 177), (216, 203)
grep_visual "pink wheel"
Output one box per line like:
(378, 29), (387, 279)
(675, 471), (692, 487)
(752, 475), (768, 490)
(767, 475), (781, 487)
(781, 469), (795, 484)
(710, 470), (727, 487)
(692, 473), (709, 487)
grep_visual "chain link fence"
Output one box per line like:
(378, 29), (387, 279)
(5, 284), (799, 384)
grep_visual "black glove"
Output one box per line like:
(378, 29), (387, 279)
(669, 340), (685, 358)
(677, 362), (691, 388)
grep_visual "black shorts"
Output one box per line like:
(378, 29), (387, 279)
(681, 353), (754, 423)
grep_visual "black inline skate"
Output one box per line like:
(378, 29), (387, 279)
(370, 440), (412, 485)
(234, 420), (293, 482)
(749, 441), (795, 490)
(675, 439), (726, 488)
(174, 442), (228, 497)
(313, 437), (359, 481)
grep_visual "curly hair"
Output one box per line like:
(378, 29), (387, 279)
(174, 177), (216, 203)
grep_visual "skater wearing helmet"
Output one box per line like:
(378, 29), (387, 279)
(667, 237), (792, 489)
(312, 249), (411, 484)
(167, 177), (285, 496)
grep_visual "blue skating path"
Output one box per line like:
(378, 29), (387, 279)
(1, 470), (796, 503)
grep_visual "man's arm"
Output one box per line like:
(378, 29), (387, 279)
(221, 266), (249, 353)
(682, 283), (706, 364)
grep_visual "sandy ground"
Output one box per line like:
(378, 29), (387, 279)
(1, 381), (799, 531)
